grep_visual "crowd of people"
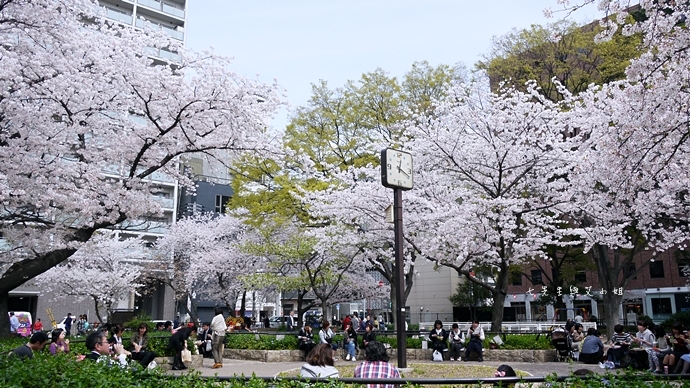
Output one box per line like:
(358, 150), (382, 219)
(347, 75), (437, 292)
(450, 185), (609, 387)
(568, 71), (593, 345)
(9, 321), (159, 369)
(558, 318), (690, 375)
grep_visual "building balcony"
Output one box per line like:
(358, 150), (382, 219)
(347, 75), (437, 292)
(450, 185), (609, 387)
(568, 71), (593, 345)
(117, 219), (170, 235)
(137, 0), (185, 19)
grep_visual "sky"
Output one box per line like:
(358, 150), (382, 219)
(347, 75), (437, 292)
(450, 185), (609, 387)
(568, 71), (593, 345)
(185, 1), (602, 130)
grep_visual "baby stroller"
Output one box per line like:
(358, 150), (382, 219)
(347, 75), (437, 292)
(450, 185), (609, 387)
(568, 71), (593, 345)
(551, 327), (573, 362)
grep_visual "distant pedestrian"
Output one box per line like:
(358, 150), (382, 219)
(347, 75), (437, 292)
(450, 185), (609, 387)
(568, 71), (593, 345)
(9, 311), (20, 337)
(288, 311), (296, 331)
(76, 314), (87, 336)
(210, 307), (228, 369)
(32, 318), (43, 334)
(64, 313), (73, 336)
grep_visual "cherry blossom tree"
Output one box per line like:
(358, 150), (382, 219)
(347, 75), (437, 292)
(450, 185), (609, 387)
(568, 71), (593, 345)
(554, 0), (690, 336)
(152, 213), (258, 320)
(241, 222), (387, 321)
(404, 80), (576, 331)
(0, 0), (280, 334)
(33, 233), (146, 323)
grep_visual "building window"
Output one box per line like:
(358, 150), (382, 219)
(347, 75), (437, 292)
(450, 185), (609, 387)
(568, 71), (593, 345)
(531, 270), (543, 286)
(511, 272), (522, 286)
(574, 270), (586, 283)
(678, 259), (690, 277)
(215, 195), (231, 214)
(649, 261), (665, 279)
(651, 297), (672, 315)
(625, 263), (637, 280)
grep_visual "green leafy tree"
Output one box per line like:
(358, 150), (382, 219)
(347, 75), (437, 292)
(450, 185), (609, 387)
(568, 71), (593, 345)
(229, 62), (466, 327)
(477, 20), (643, 101)
(448, 276), (493, 322)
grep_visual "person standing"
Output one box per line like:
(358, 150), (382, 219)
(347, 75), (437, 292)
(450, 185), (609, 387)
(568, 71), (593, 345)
(210, 307), (228, 369)
(354, 341), (401, 388)
(32, 318), (43, 334)
(465, 320), (485, 362)
(288, 310), (296, 331)
(64, 313), (73, 337)
(10, 332), (49, 359)
(76, 314), (87, 336)
(351, 312), (361, 332)
(342, 314), (351, 331)
(9, 311), (20, 337)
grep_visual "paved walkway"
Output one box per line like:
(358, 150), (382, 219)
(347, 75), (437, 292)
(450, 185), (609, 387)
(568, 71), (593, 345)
(169, 357), (605, 378)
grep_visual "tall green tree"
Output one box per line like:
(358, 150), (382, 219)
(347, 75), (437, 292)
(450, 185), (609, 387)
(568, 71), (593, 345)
(229, 62), (466, 327)
(477, 20), (643, 101)
(448, 275), (493, 322)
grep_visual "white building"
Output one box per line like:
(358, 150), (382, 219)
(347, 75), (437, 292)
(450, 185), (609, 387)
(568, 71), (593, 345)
(9, 0), (187, 325)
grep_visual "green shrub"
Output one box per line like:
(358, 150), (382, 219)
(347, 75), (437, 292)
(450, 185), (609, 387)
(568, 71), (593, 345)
(661, 311), (690, 329)
(498, 334), (552, 350)
(122, 314), (155, 331)
(225, 333), (298, 350)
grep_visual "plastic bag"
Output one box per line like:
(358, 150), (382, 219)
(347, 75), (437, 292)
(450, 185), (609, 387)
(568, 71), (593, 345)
(432, 350), (443, 362)
(205, 341), (212, 352)
(181, 349), (192, 363)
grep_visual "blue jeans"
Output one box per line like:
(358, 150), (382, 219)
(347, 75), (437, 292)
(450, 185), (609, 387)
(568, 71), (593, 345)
(347, 340), (356, 357)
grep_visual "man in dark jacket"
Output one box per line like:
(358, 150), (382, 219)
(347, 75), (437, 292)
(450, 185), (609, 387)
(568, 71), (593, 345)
(85, 331), (127, 366)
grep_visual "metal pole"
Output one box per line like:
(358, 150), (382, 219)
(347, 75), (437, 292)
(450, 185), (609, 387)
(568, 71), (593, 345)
(394, 188), (407, 368)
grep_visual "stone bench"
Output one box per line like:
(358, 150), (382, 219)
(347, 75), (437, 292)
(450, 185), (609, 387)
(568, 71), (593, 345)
(154, 354), (204, 370)
(220, 349), (558, 363)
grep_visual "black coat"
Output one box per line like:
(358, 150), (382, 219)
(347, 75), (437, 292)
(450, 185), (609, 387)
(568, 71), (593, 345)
(169, 327), (194, 351)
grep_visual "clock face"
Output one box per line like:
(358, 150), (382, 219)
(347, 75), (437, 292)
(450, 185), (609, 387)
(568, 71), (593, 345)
(381, 148), (413, 190)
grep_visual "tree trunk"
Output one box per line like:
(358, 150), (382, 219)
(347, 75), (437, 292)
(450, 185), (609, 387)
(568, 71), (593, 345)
(0, 290), (9, 338)
(490, 288), (507, 332)
(0, 217), (125, 337)
(239, 290), (247, 319)
(90, 296), (103, 323)
(602, 292), (623, 339)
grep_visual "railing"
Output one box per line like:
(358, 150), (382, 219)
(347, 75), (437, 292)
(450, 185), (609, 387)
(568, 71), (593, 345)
(135, 19), (184, 41)
(420, 321), (597, 332)
(137, 0), (185, 19)
(186, 374), (690, 385)
(104, 7), (133, 25)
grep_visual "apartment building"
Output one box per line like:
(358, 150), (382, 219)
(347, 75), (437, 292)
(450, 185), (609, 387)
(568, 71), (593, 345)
(8, 0), (187, 324)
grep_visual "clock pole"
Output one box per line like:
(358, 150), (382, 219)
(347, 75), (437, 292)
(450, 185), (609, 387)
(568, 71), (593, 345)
(393, 187), (407, 368)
